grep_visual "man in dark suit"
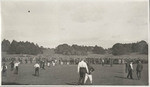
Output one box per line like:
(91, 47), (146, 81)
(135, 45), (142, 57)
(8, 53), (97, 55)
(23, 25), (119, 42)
(10, 60), (14, 71)
(136, 61), (143, 80)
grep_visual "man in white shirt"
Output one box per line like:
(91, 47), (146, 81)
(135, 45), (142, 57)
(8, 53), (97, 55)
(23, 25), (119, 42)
(77, 59), (89, 85)
(102, 59), (104, 66)
(127, 61), (133, 79)
(14, 61), (20, 74)
(34, 62), (40, 76)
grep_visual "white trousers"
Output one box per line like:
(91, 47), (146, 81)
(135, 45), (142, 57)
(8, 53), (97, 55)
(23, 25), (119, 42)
(61, 62), (63, 65)
(52, 62), (55, 66)
(84, 73), (92, 84)
(47, 63), (50, 66)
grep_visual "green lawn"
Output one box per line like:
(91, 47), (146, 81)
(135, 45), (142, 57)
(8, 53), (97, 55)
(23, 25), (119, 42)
(2, 62), (148, 85)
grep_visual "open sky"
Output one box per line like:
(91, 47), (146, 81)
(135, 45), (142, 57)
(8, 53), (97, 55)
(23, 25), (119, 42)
(1, 0), (148, 48)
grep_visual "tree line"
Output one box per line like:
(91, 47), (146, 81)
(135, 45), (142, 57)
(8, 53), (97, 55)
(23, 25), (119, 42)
(2, 39), (148, 55)
(111, 40), (148, 55)
(2, 39), (43, 55)
(54, 44), (106, 55)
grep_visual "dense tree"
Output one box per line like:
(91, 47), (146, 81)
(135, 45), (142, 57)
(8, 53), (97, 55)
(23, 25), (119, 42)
(112, 41), (148, 55)
(112, 43), (125, 55)
(2, 39), (10, 52)
(55, 44), (105, 55)
(55, 44), (73, 55)
(138, 41), (148, 54)
(5, 40), (43, 55)
(92, 45), (105, 54)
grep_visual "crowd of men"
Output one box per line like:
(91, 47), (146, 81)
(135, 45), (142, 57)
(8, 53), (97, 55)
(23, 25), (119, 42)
(2, 56), (145, 85)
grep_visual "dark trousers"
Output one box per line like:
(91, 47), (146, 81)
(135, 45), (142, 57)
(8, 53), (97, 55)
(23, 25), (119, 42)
(2, 70), (7, 76)
(127, 69), (133, 79)
(125, 64), (128, 73)
(125, 66), (128, 73)
(136, 71), (141, 80)
(78, 68), (86, 85)
(14, 66), (18, 74)
(42, 64), (45, 69)
(11, 66), (14, 71)
(102, 62), (104, 66)
(35, 67), (39, 76)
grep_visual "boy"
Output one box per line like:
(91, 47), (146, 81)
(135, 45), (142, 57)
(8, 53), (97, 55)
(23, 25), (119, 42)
(84, 62), (94, 84)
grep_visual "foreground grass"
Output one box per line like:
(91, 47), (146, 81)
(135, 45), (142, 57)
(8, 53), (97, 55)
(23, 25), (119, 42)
(2, 62), (148, 85)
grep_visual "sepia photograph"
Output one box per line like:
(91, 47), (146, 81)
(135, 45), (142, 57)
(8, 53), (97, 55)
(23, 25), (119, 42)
(1, 0), (149, 85)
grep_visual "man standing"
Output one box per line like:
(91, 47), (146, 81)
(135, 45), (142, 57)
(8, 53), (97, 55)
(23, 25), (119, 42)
(110, 59), (113, 67)
(77, 59), (89, 85)
(136, 61), (143, 80)
(25, 58), (28, 64)
(10, 60), (14, 71)
(2, 63), (7, 76)
(14, 61), (20, 74)
(127, 61), (133, 79)
(34, 62), (40, 76)
(30, 57), (33, 63)
(42, 60), (45, 69)
(52, 60), (56, 66)
(102, 59), (104, 66)
(47, 61), (50, 67)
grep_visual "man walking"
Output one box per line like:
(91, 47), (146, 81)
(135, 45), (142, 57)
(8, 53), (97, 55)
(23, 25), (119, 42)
(2, 63), (7, 76)
(125, 60), (128, 73)
(14, 61), (20, 74)
(34, 62), (40, 76)
(136, 60), (143, 80)
(25, 58), (28, 64)
(10, 60), (14, 71)
(42, 60), (45, 69)
(127, 61), (133, 79)
(102, 59), (104, 66)
(77, 59), (89, 85)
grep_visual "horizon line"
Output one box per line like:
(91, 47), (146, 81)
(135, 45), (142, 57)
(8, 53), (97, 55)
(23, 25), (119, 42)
(1, 39), (147, 49)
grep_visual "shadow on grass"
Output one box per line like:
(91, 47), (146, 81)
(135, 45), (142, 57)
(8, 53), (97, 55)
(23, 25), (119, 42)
(116, 72), (124, 73)
(65, 82), (78, 85)
(32, 74), (40, 77)
(2, 82), (29, 85)
(114, 76), (128, 79)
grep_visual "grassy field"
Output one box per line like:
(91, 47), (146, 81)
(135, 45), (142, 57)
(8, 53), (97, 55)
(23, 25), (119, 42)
(2, 50), (148, 85)
(2, 61), (148, 85)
